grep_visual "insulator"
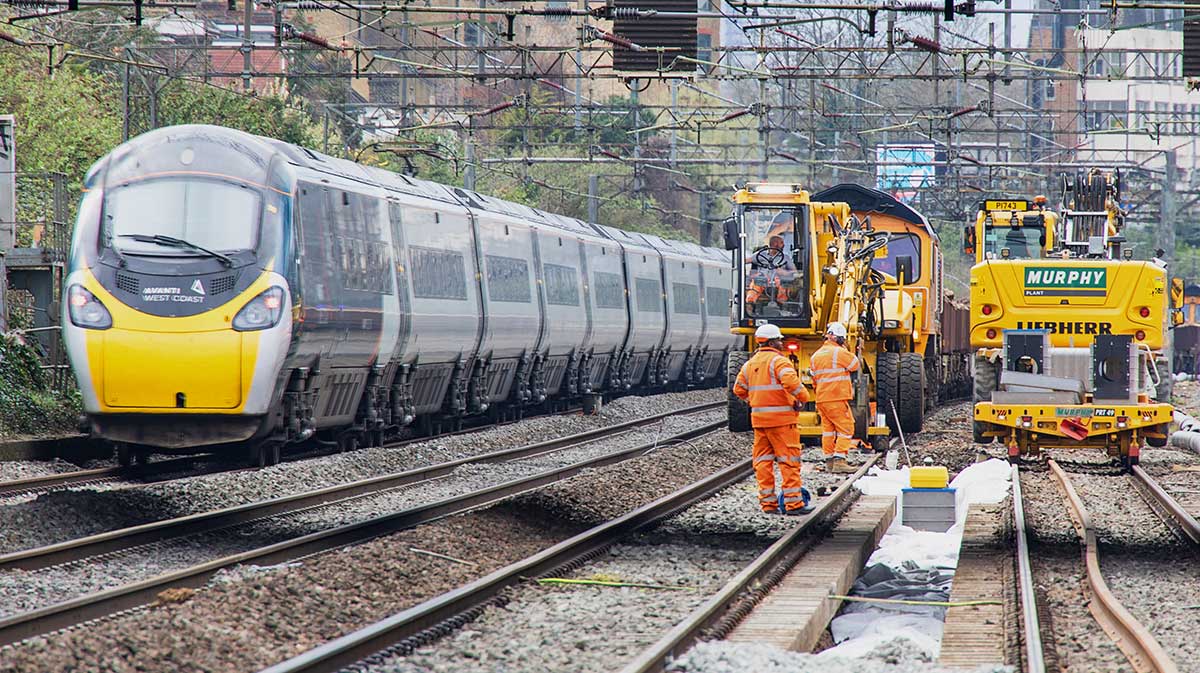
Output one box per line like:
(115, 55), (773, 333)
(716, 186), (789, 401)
(899, 2), (939, 12)
(595, 29), (642, 51)
(0, 30), (28, 46)
(478, 100), (516, 116)
(907, 35), (943, 53)
(543, 5), (573, 15)
(718, 108), (752, 123)
(949, 105), (980, 119)
(296, 31), (333, 49)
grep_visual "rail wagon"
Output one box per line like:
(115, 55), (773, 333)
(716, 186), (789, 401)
(63, 124), (735, 466)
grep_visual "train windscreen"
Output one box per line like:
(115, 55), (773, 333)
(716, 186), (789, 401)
(103, 178), (262, 255)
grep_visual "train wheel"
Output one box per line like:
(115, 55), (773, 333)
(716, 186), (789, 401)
(875, 352), (900, 433)
(116, 443), (133, 468)
(727, 350), (751, 433)
(897, 352), (925, 433)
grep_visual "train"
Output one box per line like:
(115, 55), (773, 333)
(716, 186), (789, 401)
(63, 124), (738, 466)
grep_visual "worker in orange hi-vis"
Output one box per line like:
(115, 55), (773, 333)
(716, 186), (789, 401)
(732, 323), (813, 516)
(810, 322), (861, 474)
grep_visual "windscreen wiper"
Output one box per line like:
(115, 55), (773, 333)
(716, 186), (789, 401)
(118, 234), (234, 267)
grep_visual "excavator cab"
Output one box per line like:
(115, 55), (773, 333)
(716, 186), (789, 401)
(965, 198), (1057, 264)
(738, 205), (812, 324)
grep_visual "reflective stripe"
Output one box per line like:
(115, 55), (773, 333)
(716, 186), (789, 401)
(811, 368), (842, 375)
(832, 349), (840, 367)
(781, 487), (804, 494)
(822, 431), (835, 436)
(789, 386), (805, 396)
(783, 495), (807, 503)
(748, 384), (785, 391)
(777, 367), (798, 378)
(847, 356), (860, 369)
(776, 455), (801, 464)
(817, 374), (852, 383)
(759, 488), (775, 495)
(752, 405), (796, 413)
(754, 456), (776, 464)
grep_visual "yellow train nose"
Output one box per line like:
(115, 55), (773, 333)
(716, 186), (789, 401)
(101, 329), (243, 409)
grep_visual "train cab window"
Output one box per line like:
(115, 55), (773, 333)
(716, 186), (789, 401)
(672, 283), (701, 315)
(635, 278), (662, 313)
(874, 233), (922, 281)
(741, 206), (809, 321)
(593, 272), (625, 309)
(104, 178), (260, 254)
(984, 225), (1045, 260)
(544, 263), (580, 306)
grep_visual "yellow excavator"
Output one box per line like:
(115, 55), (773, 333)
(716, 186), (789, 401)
(967, 170), (1184, 466)
(721, 182), (945, 449)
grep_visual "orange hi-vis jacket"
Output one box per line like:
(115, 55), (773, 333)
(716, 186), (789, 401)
(810, 341), (860, 402)
(732, 347), (810, 428)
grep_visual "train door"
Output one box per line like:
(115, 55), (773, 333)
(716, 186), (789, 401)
(533, 224), (589, 397)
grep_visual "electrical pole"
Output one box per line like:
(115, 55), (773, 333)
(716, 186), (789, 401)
(242, 0), (253, 91)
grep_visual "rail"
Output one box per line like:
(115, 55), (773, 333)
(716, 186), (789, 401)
(1047, 460), (1178, 673)
(1011, 464), (1045, 673)
(1129, 466), (1200, 547)
(0, 414), (724, 647)
(0, 402), (720, 571)
(257, 441), (747, 673)
(618, 454), (880, 673)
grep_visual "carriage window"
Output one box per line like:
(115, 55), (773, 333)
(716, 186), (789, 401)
(486, 255), (532, 303)
(411, 246), (467, 300)
(636, 277), (662, 313)
(544, 263), (580, 306)
(593, 271), (625, 309)
(706, 286), (731, 317)
(672, 282), (701, 315)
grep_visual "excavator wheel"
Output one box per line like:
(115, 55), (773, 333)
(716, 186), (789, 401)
(727, 350), (752, 433)
(897, 352), (925, 433)
(875, 352), (900, 433)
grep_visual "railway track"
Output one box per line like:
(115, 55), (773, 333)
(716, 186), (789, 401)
(0, 403), (721, 647)
(254, 456), (880, 673)
(1047, 460), (1180, 673)
(0, 404), (593, 501)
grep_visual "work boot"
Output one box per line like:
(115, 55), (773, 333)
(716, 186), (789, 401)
(826, 456), (858, 474)
(783, 503), (814, 516)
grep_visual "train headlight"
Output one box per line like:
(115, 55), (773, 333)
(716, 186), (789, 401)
(67, 285), (112, 330)
(233, 287), (285, 331)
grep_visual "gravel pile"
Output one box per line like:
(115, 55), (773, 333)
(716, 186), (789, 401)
(665, 640), (1010, 673)
(0, 459), (78, 483)
(1174, 380), (1200, 418)
(0, 505), (587, 673)
(905, 401), (988, 474)
(514, 429), (746, 525)
(0, 389), (719, 553)
(370, 537), (761, 673)
(1104, 554), (1200, 672)
(0, 409), (724, 617)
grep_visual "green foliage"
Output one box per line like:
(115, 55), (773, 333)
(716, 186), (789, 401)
(0, 336), (79, 437)
(157, 81), (321, 147)
(0, 49), (122, 205)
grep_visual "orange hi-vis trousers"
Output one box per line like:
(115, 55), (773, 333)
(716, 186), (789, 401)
(817, 400), (856, 456)
(752, 424), (804, 512)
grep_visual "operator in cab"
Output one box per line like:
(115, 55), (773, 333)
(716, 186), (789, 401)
(731, 324), (813, 516)
(745, 235), (795, 308)
(811, 322), (861, 474)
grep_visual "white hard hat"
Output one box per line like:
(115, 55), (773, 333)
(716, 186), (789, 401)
(755, 323), (783, 341)
(826, 322), (848, 338)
